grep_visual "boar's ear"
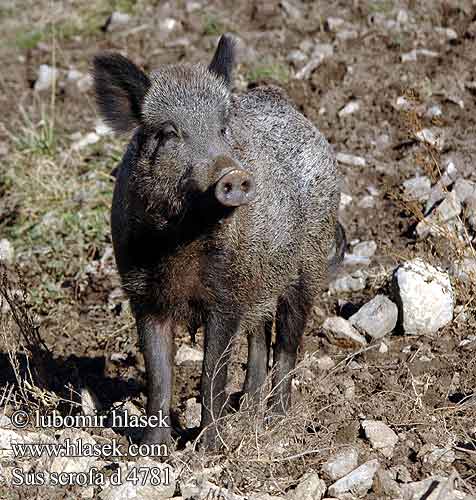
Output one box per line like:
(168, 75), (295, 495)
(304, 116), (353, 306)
(92, 53), (151, 133)
(208, 34), (235, 87)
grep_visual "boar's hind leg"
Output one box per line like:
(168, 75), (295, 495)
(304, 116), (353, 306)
(136, 312), (175, 445)
(270, 279), (312, 415)
(243, 320), (273, 403)
(200, 313), (239, 449)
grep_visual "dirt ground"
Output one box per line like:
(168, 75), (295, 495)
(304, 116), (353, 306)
(0, 0), (475, 499)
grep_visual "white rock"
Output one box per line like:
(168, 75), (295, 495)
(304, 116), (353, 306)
(287, 50), (308, 65)
(397, 9), (409, 24)
(159, 17), (178, 33)
(175, 345), (203, 365)
(185, 0), (201, 13)
(449, 258), (476, 283)
(418, 49), (439, 58)
(415, 128), (445, 150)
(340, 193), (353, 209)
(343, 254), (370, 267)
(322, 317), (367, 346)
(51, 429), (97, 473)
(316, 355), (335, 371)
(326, 17), (345, 31)
(401, 50), (418, 62)
(293, 472), (326, 500)
(379, 342), (388, 353)
(81, 386), (101, 416)
(280, 0), (301, 19)
(401, 476), (463, 500)
(72, 132), (100, 150)
(394, 96), (411, 110)
(421, 445), (455, 466)
(95, 120), (113, 136)
(440, 160), (458, 187)
(403, 176), (431, 202)
(435, 27), (458, 40)
(0, 239), (14, 264)
(34, 64), (58, 91)
(352, 240), (377, 258)
(321, 448), (359, 481)
(106, 11), (131, 31)
(185, 398), (201, 428)
(425, 183), (446, 213)
(361, 419), (398, 458)
(358, 195), (375, 208)
(336, 153), (366, 167)
(77, 74), (93, 92)
(328, 459), (380, 496)
(453, 178), (476, 204)
(329, 272), (366, 293)
(349, 295), (398, 339)
(336, 30), (358, 41)
(416, 191), (461, 238)
(67, 69), (83, 81)
(426, 104), (443, 118)
(338, 100), (360, 117)
(392, 258), (454, 334)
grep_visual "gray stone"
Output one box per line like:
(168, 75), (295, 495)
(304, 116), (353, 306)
(327, 459), (380, 497)
(0, 239), (14, 264)
(338, 100), (361, 117)
(287, 50), (308, 65)
(419, 445), (455, 466)
(425, 183), (446, 213)
(454, 178), (476, 204)
(361, 420), (398, 458)
(336, 153), (366, 167)
(329, 272), (366, 293)
(403, 176), (431, 202)
(415, 128), (445, 150)
(416, 191), (461, 238)
(352, 240), (377, 258)
(375, 468), (401, 498)
(358, 195), (375, 208)
(326, 17), (345, 31)
(401, 477), (465, 500)
(175, 345), (203, 365)
(105, 11), (131, 32)
(34, 64), (58, 92)
(392, 259), (454, 335)
(81, 386), (101, 416)
(321, 448), (359, 481)
(322, 317), (367, 346)
(349, 295), (398, 339)
(435, 26), (458, 40)
(316, 355), (335, 371)
(293, 472), (326, 500)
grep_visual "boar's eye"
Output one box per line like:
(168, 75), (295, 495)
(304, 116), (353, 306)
(161, 123), (179, 141)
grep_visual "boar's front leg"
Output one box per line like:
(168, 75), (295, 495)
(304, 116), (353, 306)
(200, 313), (239, 449)
(243, 320), (273, 403)
(136, 311), (175, 445)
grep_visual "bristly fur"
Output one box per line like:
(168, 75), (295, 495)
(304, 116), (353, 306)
(208, 34), (236, 86)
(92, 34), (342, 448)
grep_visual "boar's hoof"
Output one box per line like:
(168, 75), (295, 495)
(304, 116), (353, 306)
(215, 169), (256, 207)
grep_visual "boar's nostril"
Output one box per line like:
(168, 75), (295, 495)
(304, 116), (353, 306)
(215, 169), (256, 207)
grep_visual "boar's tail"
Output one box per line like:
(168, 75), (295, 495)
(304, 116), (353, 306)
(328, 221), (346, 278)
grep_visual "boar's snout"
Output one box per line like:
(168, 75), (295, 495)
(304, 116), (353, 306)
(215, 169), (256, 207)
